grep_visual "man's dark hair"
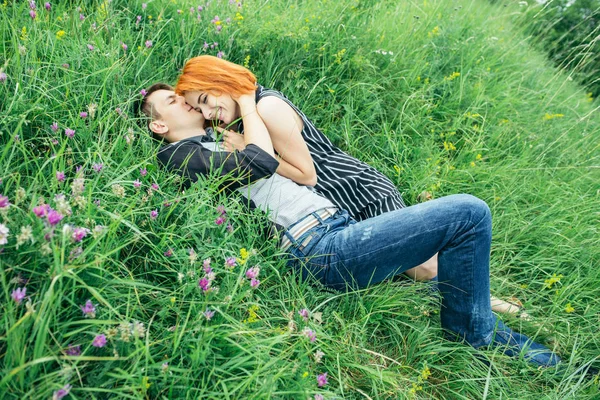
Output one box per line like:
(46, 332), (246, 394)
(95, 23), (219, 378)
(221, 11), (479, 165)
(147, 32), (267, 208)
(133, 82), (174, 142)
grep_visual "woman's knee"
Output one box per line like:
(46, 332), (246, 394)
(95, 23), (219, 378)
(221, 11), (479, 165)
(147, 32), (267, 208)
(406, 253), (438, 281)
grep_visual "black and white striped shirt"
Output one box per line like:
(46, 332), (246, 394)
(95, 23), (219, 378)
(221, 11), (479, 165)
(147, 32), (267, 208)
(255, 84), (406, 221)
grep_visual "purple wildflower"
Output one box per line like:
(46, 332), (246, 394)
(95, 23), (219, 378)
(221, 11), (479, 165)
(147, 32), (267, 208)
(80, 300), (96, 318)
(211, 15), (220, 23)
(216, 205), (226, 215)
(33, 204), (50, 217)
(53, 384), (72, 400)
(30, 10), (36, 19)
(64, 344), (81, 356)
(79, 13), (85, 21)
(140, 167), (148, 176)
(56, 171), (65, 182)
(198, 5), (203, 12)
(72, 227), (90, 242)
(93, 199), (100, 207)
(133, 179), (141, 188)
(216, 25), (222, 33)
(51, 122), (59, 132)
(115, 107), (122, 115)
(145, 40), (153, 48)
(151, 183), (159, 191)
(29, 0), (36, 10)
(80, 111), (88, 118)
(11, 287), (26, 304)
(51, 139), (59, 145)
(303, 327), (317, 342)
(47, 209), (64, 225)
(298, 308), (309, 322)
(87, 44), (94, 51)
(198, 277), (211, 291)
(225, 257), (236, 268)
(44, 2), (50, 11)
(215, 216), (225, 225)
(92, 163), (103, 173)
(61, 63), (69, 69)
(226, 222), (233, 233)
(164, 249), (173, 257)
(245, 266), (260, 280)
(317, 372), (328, 387)
(226, 17), (231, 24)
(136, 15), (142, 24)
(150, 209), (158, 219)
(140, 89), (147, 97)
(0, 195), (10, 208)
(68, 247), (82, 261)
(65, 128), (75, 138)
(203, 41), (209, 50)
(75, 165), (83, 174)
(203, 258), (211, 272)
(216, 50), (224, 58)
(0, 72), (7, 83)
(92, 334), (107, 348)
(121, 42), (128, 51)
(213, 42), (218, 47)
(315, 395), (324, 400)
(250, 278), (260, 288)
(203, 309), (215, 320)
(142, 3), (147, 9)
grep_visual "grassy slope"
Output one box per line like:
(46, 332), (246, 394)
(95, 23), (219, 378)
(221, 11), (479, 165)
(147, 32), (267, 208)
(0, 0), (598, 399)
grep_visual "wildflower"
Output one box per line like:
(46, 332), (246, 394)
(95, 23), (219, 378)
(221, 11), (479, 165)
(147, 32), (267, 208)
(46, 209), (64, 226)
(11, 287), (26, 304)
(92, 334), (107, 347)
(51, 122), (59, 132)
(72, 227), (90, 242)
(150, 209), (158, 219)
(92, 163), (103, 173)
(111, 184), (125, 198)
(80, 300), (96, 318)
(215, 216), (225, 225)
(298, 308), (309, 322)
(226, 222), (233, 233)
(30, 10), (36, 19)
(0, 72), (7, 83)
(80, 111), (88, 119)
(544, 273), (563, 289)
(151, 183), (159, 191)
(250, 278), (260, 288)
(314, 395), (323, 400)
(133, 179), (141, 188)
(245, 266), (260, 279)
(140, 167), (148, 176)
(15, 187), (26, 204)
(314, 349), (325, 363)
(121, 42), (128, 51)
(87, 44), (94, 51)
(145, 40), (152, 48)
(216, 25), (222, 33)
(16, 225), (33, 248)
(142, 3), (147, 9)
(164, 249), (173, 257)
(116, 107), (123, 115)
(136, 15), (142, 24)
(204, 309), (215, 320)
(565, 303), (575, 313)
(71, 178), (85, 197)
(65, 128), (75, 138)
(92, 225), (106, 238)
(543, 113), (565, 120)
(198, 277), (211, 291)
(140, 89), (147, 97)
(202, 257), (211, 270)
(45, 2), (50, 11)
(61, 63), (69, 69)
(216, 51), (224, 58)
(444, 72), (460, 81)
(302, 327), (317, 342)
(68, 247), (82, 261)
(33, 204), (50, 217)
(217, 205), (226, 215)
(0, 195), (10, 208)
(421, 364), (431, 380)
(225, 257), (236, 268)
(317, 372), (328, 387)
(64, 344), (81, 356)
(203, 41), (209, 50)
(52, 384), (72, 400)
(93, 199), (100, 207)
(177, 9), (182, 14)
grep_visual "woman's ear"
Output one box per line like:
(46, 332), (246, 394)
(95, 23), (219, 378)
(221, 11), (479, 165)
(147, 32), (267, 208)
(149, 120), (169, 134)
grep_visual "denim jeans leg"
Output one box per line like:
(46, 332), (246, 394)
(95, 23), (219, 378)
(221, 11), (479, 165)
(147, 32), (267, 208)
(302, 194), (495, 346)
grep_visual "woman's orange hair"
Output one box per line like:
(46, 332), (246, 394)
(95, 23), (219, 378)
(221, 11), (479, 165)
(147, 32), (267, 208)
(175, 55), (256, 97)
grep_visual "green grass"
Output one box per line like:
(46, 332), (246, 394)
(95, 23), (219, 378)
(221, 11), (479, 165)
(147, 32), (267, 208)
(1, 0), (599, 398)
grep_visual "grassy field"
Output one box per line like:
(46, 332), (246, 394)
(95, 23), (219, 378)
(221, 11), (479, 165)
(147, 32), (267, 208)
(1, 0), (599, 398)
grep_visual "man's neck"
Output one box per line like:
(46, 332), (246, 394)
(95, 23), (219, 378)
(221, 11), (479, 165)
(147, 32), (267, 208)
(168, 127), (206, 143)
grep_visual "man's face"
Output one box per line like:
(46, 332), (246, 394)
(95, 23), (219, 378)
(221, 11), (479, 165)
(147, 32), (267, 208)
(183, 90), (239, 126)
(147, 89), (205, 136)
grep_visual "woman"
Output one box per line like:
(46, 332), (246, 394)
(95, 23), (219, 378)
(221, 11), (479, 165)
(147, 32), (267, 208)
(174, 55), (523, 315)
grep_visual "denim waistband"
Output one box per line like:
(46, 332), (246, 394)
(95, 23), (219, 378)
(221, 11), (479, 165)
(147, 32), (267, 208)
(280, 207), (338, 251)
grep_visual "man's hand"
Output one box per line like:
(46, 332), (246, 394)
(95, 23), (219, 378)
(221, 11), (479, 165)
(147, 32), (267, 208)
(216, 127), (246, 152)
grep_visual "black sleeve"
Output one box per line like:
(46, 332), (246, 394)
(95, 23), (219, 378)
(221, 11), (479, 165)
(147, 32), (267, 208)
(157, 142), (280, 191)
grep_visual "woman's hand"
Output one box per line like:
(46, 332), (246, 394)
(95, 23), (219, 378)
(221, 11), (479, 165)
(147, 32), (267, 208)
(216, 127), (246, 152)
(233, 91), (257, 114)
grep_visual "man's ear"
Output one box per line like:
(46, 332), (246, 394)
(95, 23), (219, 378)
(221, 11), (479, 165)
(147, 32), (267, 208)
(149, 120), (169, 135)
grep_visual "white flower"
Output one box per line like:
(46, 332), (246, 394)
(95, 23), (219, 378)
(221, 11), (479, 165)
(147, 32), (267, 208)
(16, 225), (34, 248)
(0, 223), (9, 245)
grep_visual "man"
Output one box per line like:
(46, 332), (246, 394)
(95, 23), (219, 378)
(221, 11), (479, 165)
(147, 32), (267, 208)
(135, 82), (561, 368)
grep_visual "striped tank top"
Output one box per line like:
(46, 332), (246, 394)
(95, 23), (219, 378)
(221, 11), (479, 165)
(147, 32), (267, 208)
(254, 84), (406, 221)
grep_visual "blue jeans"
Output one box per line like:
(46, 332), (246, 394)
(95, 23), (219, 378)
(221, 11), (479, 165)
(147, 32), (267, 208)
(285, 194), (495, 347)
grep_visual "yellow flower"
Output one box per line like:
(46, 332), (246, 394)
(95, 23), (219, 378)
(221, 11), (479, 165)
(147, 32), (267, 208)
(424, 77), (430, 85)
(243, 55), (250, 68)
(470, 161), (476, 167)
(586, 92), (593, 102)
(20, 27), (28, 42)
(427, 26), (440, 38)
(302, 371), (309, 378)
(170, 297), (176, 305)
(544, 273), (563, 289)
(142, 376), (151, 389)
(234, 12), (244, 21)
(565, 303), (575, 313)
(56, 30), (66, 40)
(476, 154), (482, 160)
(543, 113), (565, 120)
(443, 141), (456, 151)
(394, 165), (402, 174)
(444, 72), (460, 81)
(421, 365), (431, 380)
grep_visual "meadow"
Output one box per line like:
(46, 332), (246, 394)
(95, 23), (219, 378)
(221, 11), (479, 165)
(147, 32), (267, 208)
(0, 0), (599, 398)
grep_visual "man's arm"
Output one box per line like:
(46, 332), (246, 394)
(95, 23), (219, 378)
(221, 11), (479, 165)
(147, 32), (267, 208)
(158, 141), (279, 191)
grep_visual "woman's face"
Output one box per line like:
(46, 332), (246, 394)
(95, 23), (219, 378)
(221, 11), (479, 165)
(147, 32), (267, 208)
(183, 90), (240, 125)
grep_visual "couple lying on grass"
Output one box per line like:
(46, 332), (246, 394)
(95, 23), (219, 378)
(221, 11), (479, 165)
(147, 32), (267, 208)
(136, 55), (561, 368)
